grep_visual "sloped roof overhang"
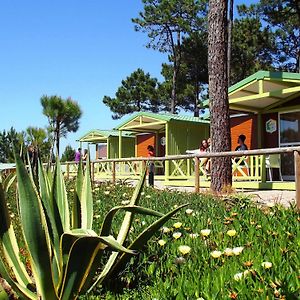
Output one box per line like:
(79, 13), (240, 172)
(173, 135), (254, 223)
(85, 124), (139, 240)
(203, 71), (300, 114)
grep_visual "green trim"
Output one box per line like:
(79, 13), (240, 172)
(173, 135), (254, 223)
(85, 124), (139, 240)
(118, 130), (122, 159)
(202, 71), (300, 112)
(267, 104), (300, 113)
(78, 129), (133, 142)
(229, 71), (300, 94)
(116, 111), (209, 130)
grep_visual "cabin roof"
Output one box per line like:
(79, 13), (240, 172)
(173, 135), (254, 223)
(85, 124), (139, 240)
(116, 111), (209, 132)
(78, 129), (133, 143)
(203, 71), (300, 113)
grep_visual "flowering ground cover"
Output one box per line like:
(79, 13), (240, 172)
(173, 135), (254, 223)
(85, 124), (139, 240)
(82, 183), (299, 300)
(3, 181), (299, 299)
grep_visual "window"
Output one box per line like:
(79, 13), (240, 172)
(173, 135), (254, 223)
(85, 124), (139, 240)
(280, 111), (300, 145)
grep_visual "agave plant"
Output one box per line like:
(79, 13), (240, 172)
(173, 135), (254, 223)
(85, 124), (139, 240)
(0, 154), (186, 300)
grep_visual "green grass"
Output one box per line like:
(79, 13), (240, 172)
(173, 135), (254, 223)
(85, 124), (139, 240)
(83, 182), (299, 300)
(5, 180), (300, 299)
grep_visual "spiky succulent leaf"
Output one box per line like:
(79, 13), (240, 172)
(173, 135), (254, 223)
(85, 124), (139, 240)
(0, 182), (32, 288)
(52, 158), (70, 232)
(89, 169), (147, 291)
(106, 204), (188, 282)
(73, 160), (83, 228)
(100, 205), (164, 236)
(38, 159), (62, 287)
(59, 235), (136, 300)
(0, 259), (37, 300)
(80, 153), (93, 230)
(15, 154), (57, 299)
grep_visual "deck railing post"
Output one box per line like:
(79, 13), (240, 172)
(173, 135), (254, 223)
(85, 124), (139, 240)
(66, 162), (70, 179)
(261, 155), (266, 182)
(112, 161), (116, 184)
(194, 157), (200, 193)
(294, 151), (300, 209)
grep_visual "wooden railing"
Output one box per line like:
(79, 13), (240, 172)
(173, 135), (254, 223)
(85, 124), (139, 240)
(60, 146), (300, 209)
(1, 146), (299, 208)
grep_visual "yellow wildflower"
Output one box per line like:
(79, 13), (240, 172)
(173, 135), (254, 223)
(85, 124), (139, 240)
(227, 229), (237, 237)
(261, 261), (272, 269)
(210, 250), (222, 258)
(200, 229), (211, 237)
(189, 233), (199, 239)
(232, 247), (244, 256)
(185, 208), (194, 215)
(158, 240), (166, 246)
(161, 227), (171, 233)
(173, 222), (182, 229)
(178, 245), (191, 255)
(234, 272), (243, 281)
(173, 232), (182, 239)
(223, 248), (234, 256)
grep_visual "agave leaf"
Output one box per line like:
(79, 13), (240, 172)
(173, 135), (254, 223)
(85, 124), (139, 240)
(2, 172), (16, 193)
(97, 204), (188, 287)
(122, 204), (188, 251)
(57, 228), (100, 295)
(117, 168), (147, 244)
(88, 169), (147, 292)
(0, 258), (37, 300)
(52, 158), (70, 232)
(38, 159), (62, 287)
(59, 235), (136, 300)
(100, 205), (164, 236)
(0, 182), (32, 288)
(80, 153), (93, 230)
(73, 160), (83, 229)
(15, 154), (57, 299)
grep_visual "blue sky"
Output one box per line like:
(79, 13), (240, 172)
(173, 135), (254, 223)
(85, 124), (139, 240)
(0, 0), (258, 152)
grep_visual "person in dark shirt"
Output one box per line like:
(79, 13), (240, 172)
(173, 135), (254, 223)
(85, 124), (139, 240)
(234, 134), (248, 168)
(235, 134), (248, 151)
(147, 145), (155, 187)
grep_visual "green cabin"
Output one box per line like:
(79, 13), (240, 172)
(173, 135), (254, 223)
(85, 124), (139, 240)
(78, 129), (135, 159)
(116, 112), (210, 178)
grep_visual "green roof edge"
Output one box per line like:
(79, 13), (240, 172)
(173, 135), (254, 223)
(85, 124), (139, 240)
(115, 111), (209, 130)
(202, 70), (300, 108)
(78, 129), (133, 141)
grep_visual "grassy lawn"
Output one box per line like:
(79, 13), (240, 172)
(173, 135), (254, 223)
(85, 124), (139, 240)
(5, 180), (300, 299)
(82, 182), (299, 300)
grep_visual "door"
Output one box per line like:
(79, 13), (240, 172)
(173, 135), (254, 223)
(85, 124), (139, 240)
(279, 111), (300, 180)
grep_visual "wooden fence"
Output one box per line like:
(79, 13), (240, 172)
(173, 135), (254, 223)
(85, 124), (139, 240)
(1, 146), (300, 209)
(62, 146), (300, 209)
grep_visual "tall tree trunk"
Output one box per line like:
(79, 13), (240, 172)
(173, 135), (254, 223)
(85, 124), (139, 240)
(227, 0), (234, 85)
(208, 0), (232, 192)
(194, 81), (200, 117)
(170, 31), (182, 114)
(170, 63), (177, 114)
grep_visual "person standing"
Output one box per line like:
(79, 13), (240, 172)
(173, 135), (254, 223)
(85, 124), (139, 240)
(147, 145), (155, 187)
(235, 134), (248, 151)
(75, 148), (82, 163)
(82, 149), (88, 161)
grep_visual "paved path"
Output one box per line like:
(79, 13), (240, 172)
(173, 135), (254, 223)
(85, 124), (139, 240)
(97, 179), (296, 208)
(151, 182), (296, 208)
